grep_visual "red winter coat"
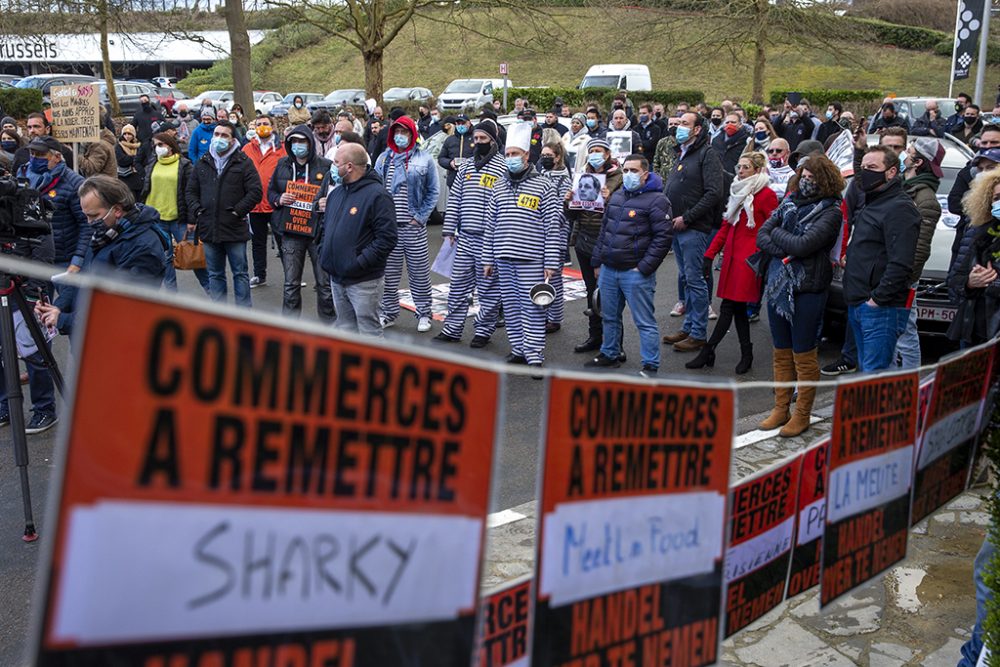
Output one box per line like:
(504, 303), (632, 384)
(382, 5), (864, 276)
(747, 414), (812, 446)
(705, 186), (778, 303)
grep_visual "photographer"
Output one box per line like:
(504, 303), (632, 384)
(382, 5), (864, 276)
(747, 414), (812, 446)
(36, 175), (168, 337)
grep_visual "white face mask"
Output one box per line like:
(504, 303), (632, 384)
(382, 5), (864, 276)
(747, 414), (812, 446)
(155, 145), (170, 159)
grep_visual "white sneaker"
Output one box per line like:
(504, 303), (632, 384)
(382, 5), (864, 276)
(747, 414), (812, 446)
(670, 301), (685, 317)
(417, 316), (432, 332)
(709, 304), (718, 320)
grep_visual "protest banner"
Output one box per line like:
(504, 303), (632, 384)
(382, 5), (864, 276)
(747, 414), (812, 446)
(787, 437), (829, 598)
(981, 341), (1000, 437)
(821, 372), (918, 607)
(912, 347), (993, 524)
(724, 454), (800, 637)
(607, 131), (632, 162)
(33, 288), (501, 666)
(533, 375), (734, 666)
(50, 83), (100, 144)
(917, 374), (935, 437)
(477, 577), (530, 667)
(282, 180), (323, 236)
(568, 172), (606, 212)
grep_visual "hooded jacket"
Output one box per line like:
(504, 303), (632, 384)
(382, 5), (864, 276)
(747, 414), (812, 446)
(17, 160), (88, 267)
(319, 167), (398, 286)
(188, 121), (215, 163)
(78, 129), (118, 178)
(186, 143), (262, 244)
(664, 127), (724, 234)
(267, 125), (332, 238)
(592, 171), (672, 275)
(243, 129), (287, 214)
(374, 116), (440, 224)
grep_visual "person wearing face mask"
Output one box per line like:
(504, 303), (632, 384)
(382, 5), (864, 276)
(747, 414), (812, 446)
(417, 105), (441, 139)
(434, 119), (506, 347)
(893, 138), (943, 369)
(947, 126), (1000, 269)
(310, 110), (337, 158)
(842, 145), (921, 373)
(567, 138), (624, 355)
(228, 110), (247, 145)
(185, 119), (263, 308)
(130, 94), (164, 144)
(0, 129), (22, 172)
(374, 115), (440, 332)
(322, 118), (356, 164)
(188, 107), (217, 163)
(77, 128), (118, 179)
(815, 101), (845, 145)
(634, 103), (662, 157)
(267, 125), (335, 322)
(175, 104), (197, 152)
(707, 107), (725, 141)
(438, 114), (475, 189)
(585, 108), (606, 140)
(608, 109), (642, 158)
(762, 138), (794, 198)
(910, 99), (945, 139)
(866, 101), (910, 135)
(944, 92), (973, 135)
(242, 115), (287, 288)
(777, 103), (816, 153)
(482, 122), (562, 376)
(744, 118), (777, 155)
(288, 95), (311, 125)
(586, 154), (671, 378)
(711, 112), (750, 204)
(536, 141), (572, 333)
(140, 132), (204, 292)
(652, 116), (681, 184)
(955, 103), (984, 147)
(116, 124), (144, 200)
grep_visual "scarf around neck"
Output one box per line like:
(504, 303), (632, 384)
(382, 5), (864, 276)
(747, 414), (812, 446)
(724, 172), (771, 228)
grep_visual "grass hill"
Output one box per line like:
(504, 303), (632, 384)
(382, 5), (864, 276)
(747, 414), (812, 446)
(182, 7), (1000, 105)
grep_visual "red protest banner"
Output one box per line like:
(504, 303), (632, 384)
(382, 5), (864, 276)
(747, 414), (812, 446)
(477, 578), (530, 667)
(724, 454), (800, 637)
(33, 288), (500, 666)
(912, 347), (993, 524)
(532, 376), (734, 667)
(821, 372), (918, 607)
(787, 437), (829, 598)
(283, 180), (322, 236)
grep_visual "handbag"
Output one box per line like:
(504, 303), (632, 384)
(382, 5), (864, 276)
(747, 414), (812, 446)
(173, 231), (206, 270)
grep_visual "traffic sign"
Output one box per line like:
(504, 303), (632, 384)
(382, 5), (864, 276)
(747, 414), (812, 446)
(499, 62), (508, 75)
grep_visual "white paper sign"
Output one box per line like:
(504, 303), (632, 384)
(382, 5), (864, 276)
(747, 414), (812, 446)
(568, 172), (606, 211)
(827, 445), (914, 524)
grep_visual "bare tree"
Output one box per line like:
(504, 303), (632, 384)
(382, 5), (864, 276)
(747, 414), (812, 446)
(223, 0), (254, 118)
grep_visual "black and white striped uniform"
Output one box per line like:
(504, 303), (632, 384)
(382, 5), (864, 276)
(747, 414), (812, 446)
(440, 151), (507, 339)
(483, 169), (563, 364)
(380, 159), (432, 322)
(539, 166), (572, 326)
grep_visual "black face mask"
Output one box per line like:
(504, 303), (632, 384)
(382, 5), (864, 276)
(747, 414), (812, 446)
(859, 168), (887, 192)
(668, 126), (677, 137)
(540, 155), (555, 170)
(179, 111), (188, 118)
(141, 102), (151, 111)
(965, 116), (978, 126)
(473, 142), (491, 157)
(711, 117), (722, 126)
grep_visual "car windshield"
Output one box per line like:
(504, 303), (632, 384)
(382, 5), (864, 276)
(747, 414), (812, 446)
(384, 88), (407, 97)
(281, 93), (305, 103)
(581, 75), (620, 88)
(326, 90), (361, 101)
(14, 77), (47, 89)
(444, 81), (482, 94)
(253, 92), (264, 101)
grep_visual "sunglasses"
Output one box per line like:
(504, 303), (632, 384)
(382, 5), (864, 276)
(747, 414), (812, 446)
(766, 148), (785, 155)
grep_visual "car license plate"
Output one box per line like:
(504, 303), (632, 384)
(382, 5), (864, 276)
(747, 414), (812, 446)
(916, 306), (956, 322)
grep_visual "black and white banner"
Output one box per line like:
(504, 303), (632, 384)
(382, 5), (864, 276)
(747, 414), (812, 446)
(952, 0), (987, 81)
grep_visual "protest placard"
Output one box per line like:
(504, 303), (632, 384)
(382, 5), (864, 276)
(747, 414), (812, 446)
(787, 437), (829, 598)
(912, 347), (992, 524)
(282, 180), (323, 236)
(821, 372), (918, 607)
(724, 454), (800, 637)
(533, 376), (734, 667)
(477, 577), (530, 667)
(607, 131), (632, 162)
(568, 172), (605, 211)
(33, 288), (501, 666)
(50, 83), (100, 144)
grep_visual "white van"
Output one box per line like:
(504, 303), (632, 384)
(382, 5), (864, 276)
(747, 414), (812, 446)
(437, 78), (511, 113)
(579, 64), (652, 92)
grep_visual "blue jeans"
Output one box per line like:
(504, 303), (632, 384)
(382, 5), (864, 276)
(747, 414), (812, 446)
(599, 267), (659, 368)
(158, 221), (209, 292)
(847, 303), (910, 373)
(958, 534), (994, 667)
(767, 291), (827, 353)
(0, 348), (55, 417)
(675, 229), (709, 339)
(331, 277), (384, 337)
(203, 241), (251, 308)
(841, 324), (857, 366)
(673, 236), (686, 303)
(894, 299), (921, 369)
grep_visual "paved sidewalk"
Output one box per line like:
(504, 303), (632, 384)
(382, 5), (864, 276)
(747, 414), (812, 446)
(483, 416), (986, 667)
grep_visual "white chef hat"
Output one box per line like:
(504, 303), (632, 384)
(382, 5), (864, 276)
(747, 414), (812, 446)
(505, 121), (532, 153)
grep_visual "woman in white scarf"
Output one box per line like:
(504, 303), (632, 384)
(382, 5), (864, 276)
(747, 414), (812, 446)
(686, 152), (779, 373)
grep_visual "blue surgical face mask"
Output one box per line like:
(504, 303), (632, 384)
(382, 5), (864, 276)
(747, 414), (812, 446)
(334, 133), (342, 145)
(586, 118), (597, 129)
(587, 152), (605, 169)
(623, 171), (641, 191)
(991, 200), (1000, 221)
(506, 156), (525, 174)
(639, 114), (649, 124)
(675, 126), (691, 144)
(291, 143), (309, 158)
(394, 133), (410, 149)
(210, 137), (230, 154)
(456, 124), (468, 135)
(899, 152), (907, 174)
(331, 165), (343, 186)
(754, 131), (768, 142)
(826, 111), (834, 120)
(28, 156), (48, 173)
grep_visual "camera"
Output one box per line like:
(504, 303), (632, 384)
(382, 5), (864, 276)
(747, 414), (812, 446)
(0, 176), (52, 243)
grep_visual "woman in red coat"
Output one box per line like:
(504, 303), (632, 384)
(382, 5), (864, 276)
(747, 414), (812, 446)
(687, 151), (778, 373)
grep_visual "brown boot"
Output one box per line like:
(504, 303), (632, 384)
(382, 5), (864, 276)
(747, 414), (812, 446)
(759, 348), (795, 430)
(780, 348), (819, 437)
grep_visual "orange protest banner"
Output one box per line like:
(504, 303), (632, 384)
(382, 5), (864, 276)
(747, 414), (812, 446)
(283, 180), (322, 237)
(33, 288), (501, 666)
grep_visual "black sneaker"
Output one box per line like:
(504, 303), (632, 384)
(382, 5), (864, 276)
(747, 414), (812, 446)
(585, 353), (621, 368)
(529, 363), (544, 380)
(432, 332), (460, 343)
(0, 407), (9, 427)
(249, 276), (266, 288)
(25, 413), (57, 434)
(505, 353), (527, 365)
(639, 365), (658, 378)
(821, 359), (857, 376)
(469, 335), (490, 349)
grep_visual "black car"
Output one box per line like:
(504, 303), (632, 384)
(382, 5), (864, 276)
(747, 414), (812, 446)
(98, 81), (162, 116)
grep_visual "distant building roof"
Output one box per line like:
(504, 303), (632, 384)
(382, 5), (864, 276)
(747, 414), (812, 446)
(0, 31), (268, 63)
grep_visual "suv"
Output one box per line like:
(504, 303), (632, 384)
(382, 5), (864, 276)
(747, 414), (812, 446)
(437, 79), (508, 113)
(15, 74), (98, 105)
(826, 133), (975, 336)
(309, 89), (367, 114)
(872, 97), (957, 129)
(99, 81), (161, 116)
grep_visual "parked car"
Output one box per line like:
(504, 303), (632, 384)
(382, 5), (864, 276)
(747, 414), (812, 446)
(384, 86), (433, 104)
(189, 90), (234, 110)
(154, 86), (187, 115)
(98, 81), (161, 117)
(270, 92), (324, 117)
(152, 76), (177, 88)
(309, 89), (367, 114)
(0, 74), (21, 85)
(826, 133), (975, 336)
(884, 97), (958, 126)
(15, 74), (98, 105)
(224, 90), (283, 116)
(579, 64), (652, 91)
(437, 79), (509, 113)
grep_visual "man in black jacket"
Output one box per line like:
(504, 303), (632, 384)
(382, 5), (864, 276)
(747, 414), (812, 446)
(320, 143), (397, 336)
(439, 114), (474, 189)
(662, 112), (723, 352)
(711, 112), (748, 199)
(844, 145), (921, 372)
(185, 120), (262, 307)
(131, 94), (164, 144)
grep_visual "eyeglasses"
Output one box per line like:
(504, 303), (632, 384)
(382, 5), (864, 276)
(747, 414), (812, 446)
(766, 149), (785, 155)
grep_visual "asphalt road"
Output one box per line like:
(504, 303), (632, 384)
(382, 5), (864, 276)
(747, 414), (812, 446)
(0, 231), (959, 665)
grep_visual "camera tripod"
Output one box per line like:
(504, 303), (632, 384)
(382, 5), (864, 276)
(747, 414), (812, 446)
(0, 271), (64, 542)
